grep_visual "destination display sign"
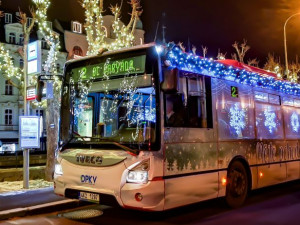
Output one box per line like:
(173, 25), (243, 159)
(72, 55), (146, 82)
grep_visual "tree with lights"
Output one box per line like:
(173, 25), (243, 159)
(33, 0), (61, 181)
(81, 0), (142, 55)
(264, 53), (283, 79)
(0, 0), (60, 181)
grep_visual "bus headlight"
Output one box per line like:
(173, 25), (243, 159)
(55, 163), (63, 175)
(126, 159), (150, 184)
(127, 171), (148, 184)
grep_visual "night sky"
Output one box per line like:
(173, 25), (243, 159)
(2, 0), (300, 66)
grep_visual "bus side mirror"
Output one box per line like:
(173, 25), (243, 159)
(161, 68), (179, 93)
(36, 78), (45, 102)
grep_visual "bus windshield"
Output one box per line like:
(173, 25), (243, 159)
(60, 53), (158, 150)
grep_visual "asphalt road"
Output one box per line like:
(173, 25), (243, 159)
(1, 180), (300, 225)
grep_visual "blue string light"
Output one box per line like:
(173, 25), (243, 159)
(164, 43), (300, 96)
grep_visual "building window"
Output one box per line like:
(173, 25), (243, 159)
(5, 80), (13, 95)
(47, 21), (52, 30)
(72, 21), (82, 34)
(9, 33), (16, 44)
(27, 17), (33, 27)
(41, 38), (48, 49)
(19, 34), (24, 45)
(56, 63), (60, 73)
(36, 109), (44, 117)
(102, 26), (108, 37)
(5, 109), (13, 125)
(73, 46), (83, 56)
(19, 58), (24, 68)
(5, 13), (12, 24)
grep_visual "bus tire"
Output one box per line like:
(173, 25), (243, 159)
(225, 160), (248, 208)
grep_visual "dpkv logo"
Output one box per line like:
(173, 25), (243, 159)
(81, 175), (97, 185)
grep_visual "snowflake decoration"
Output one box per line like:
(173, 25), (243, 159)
(264, 107), (276, 133)
(291, 112), (299, 132)
(229, 103), (246, 134)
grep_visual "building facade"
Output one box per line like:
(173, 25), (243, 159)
(0, 9), (145, 153)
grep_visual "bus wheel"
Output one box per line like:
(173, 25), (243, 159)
(225, 160), (248, 208)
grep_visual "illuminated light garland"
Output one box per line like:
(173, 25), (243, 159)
(33, 0), (60, 76)
(264, 107), (276, 133)
(82, 0), (141, 55)
(291, 112), (299, 132)
(0, 44), (23, 81)
(229, 103), (246, 134)
(164, 43), (300, 96)
(32, 0), (61, 109)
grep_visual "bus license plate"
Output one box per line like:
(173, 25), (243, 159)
(78, 191), (100, 203)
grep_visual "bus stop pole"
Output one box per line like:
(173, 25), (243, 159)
(23, 43), (29, 189)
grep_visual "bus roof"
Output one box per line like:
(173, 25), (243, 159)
(164, 43), (300, 96)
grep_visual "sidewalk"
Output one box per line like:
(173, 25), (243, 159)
(0, 186), (79, 220)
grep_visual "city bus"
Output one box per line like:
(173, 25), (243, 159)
(54, 42), (300, 210)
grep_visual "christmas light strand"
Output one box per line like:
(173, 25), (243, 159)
(164, 43), (300, 96)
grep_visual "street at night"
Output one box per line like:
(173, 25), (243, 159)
(1, 1), (300, 224)
(1, 181), (300, 225)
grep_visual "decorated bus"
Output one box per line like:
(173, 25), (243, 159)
(54, 43), (300, 210)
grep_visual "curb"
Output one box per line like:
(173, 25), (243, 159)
(0, 199), (79, 220)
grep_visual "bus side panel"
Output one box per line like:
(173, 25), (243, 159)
(287, 161), (300, 181)
(286, 141), (300, 181)
(163, 140), (218, 209)
(164, 142), (218, 176)
(257, 163), (287, 188)
(164, 173), (218, 210)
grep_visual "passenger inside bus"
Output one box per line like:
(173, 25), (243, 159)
(165, 95), (185, 127)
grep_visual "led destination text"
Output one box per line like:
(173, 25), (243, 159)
(73, 55), (146, 81)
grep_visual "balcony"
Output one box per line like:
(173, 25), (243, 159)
(0, 125), (18, 131)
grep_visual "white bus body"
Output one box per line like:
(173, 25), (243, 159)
(54, 43), (300, 211)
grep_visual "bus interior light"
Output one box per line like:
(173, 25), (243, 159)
(259, 172), (263, 178)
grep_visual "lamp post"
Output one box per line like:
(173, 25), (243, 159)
(284, 12), (300, 77)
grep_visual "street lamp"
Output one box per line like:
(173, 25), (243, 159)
(284, 12), (300, 77)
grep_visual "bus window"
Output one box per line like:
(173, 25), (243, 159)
(255, 103), (284, 139)
(73, 97), (94, 137)
(216, 81), (255, 140)
(186, 76), (210, 128)
(283, 106), (300, 139)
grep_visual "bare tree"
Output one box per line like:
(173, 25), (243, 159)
(231, 53), (238, 61)
(247, 58), (259, 67)
(201, 45), (208, 58)
(192, 45), (197, 55)
(178, 42), (185, 52)
(217, 49), (227, 60)
(232, 39), (250, 63)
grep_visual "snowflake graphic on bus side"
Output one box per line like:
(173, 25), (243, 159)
(264, 107), (276, 133)
(291, 112), (300, 132)
(229, 103), (246, 135)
